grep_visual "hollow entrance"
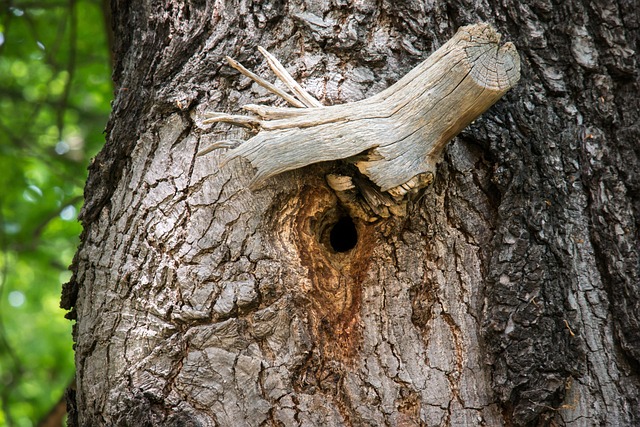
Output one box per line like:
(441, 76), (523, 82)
(329, 216), (358, 252)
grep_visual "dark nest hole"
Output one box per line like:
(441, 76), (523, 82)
(328, 215), (358, 253)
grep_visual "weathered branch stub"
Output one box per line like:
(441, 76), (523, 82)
(199, 23), (520, 215)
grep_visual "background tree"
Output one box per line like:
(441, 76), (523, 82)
(62, 0), (639, 426)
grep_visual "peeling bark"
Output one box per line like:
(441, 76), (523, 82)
(62, 1), (640, 426)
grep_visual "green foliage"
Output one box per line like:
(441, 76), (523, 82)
(0, 1), (111, 425)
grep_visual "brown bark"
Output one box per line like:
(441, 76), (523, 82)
(62, 1), (640, 426)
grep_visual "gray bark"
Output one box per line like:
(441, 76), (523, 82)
(62, 1), (640, 426)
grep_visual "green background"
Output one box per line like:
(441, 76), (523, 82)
(0, 1), (111, 425)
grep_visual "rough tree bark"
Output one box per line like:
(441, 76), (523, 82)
(61, 1), (639, 426)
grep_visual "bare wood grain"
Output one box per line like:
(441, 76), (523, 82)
(202, 23), (520, 192)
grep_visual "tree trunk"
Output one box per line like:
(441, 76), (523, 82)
(62, 1), (640, 426)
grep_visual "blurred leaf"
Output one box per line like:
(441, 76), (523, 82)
(0, 0), (112, 424)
